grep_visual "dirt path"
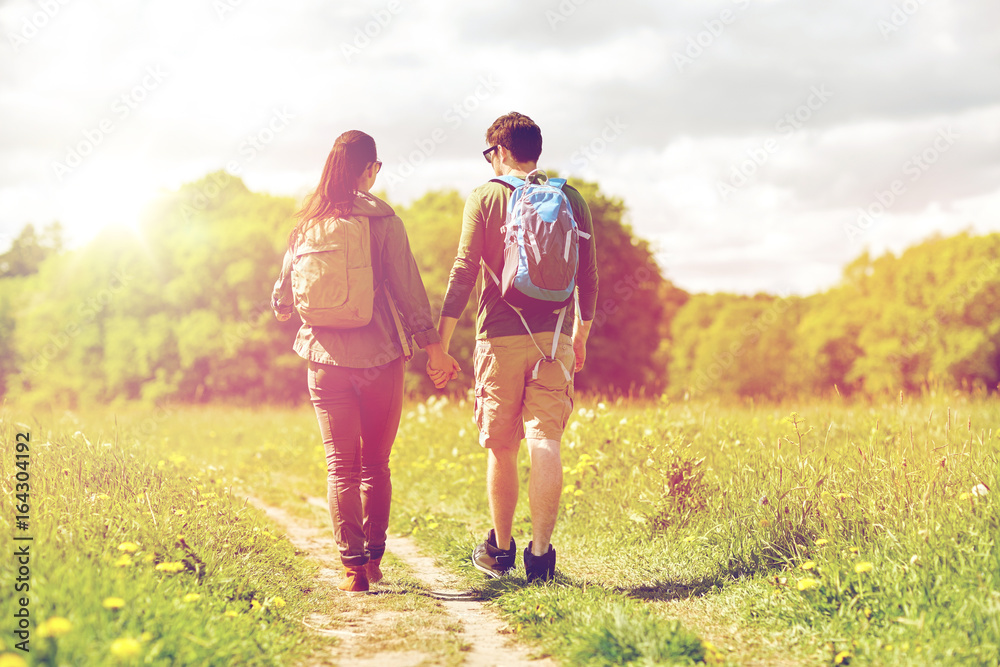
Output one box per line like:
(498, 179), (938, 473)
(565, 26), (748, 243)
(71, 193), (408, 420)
(249, 495), (557, 667)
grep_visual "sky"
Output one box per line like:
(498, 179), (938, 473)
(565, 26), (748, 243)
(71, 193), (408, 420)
(2, 0), (999, 296)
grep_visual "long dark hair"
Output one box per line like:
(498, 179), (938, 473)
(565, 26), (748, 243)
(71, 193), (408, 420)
(290, 130), (377, 246)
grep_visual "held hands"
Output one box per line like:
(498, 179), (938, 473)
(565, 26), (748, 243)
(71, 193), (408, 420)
(425, 343), (461, 389)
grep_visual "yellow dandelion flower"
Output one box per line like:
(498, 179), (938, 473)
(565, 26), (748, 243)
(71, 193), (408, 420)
(800, 560), (816, 570)
(250, 599), (262, 611)
(959, 492), (971, 501)
(759, 519), (770, 527)
(797, 578), (820, 591)
(848, 546), (860, 554)
(140, 631), (153, 642)
(173, 509), (186, 516)
(855, 561), (874, 573)
(183, 593), (201, 603)
(117, 542), (139, 553)
(102, 597), (126, 610)
(155, 561), (185, 573)
(37, 616), (72, 638)
(224, 610), (239, 617)
(815, 538), (829, 546)
(835, 650), (852, 664)
(96, 493), (111, 501)
(0, 653), (29, 667)
(837, 493), (848, 500)
(109, 637), (142, 659)
(114, 555), (133, 568)
(270, 596), (286, 608)
(143, 553), (156, 563)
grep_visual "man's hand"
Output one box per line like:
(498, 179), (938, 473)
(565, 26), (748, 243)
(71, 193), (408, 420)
(275, 311), (291, 322)
(572, 335), (587, 373)
(426, 343), (461, 389)
(572, 318), (592, 373)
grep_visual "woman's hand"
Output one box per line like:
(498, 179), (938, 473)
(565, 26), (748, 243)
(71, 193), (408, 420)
(425, 343), (460, 389)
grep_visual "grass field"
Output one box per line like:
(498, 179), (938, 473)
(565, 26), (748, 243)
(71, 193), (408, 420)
(2, 393), (998, 665)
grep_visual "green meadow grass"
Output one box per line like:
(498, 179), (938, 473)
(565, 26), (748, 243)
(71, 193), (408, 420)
(385, 394), (1000, 665)
(0, 412), (317, 666)
(3, 394), (998, 665)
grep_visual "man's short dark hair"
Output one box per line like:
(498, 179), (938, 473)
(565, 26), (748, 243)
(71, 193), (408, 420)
(486, 112), (542, 163)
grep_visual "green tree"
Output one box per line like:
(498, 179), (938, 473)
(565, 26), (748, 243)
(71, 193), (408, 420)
(566, 179), (669, 394)
(0, 222), (64, 277)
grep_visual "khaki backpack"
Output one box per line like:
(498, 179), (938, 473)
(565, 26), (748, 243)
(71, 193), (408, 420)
(289, 195), (382, 328)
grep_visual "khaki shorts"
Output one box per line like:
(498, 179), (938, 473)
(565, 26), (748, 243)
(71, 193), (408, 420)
(473, 333), (575, 449)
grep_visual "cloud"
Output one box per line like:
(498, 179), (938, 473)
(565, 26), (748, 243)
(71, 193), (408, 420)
(2, 0), (1000, 296)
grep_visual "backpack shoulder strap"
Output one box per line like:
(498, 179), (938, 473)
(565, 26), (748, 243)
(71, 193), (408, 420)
(490, 176), (523, 190)
(379, 283), (413, 361)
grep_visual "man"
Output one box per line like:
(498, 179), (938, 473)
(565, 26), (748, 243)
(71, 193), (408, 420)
(434, 112), (599, 582)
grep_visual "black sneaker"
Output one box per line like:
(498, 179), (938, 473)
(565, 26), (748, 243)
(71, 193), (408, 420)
(524, 542), (556, 583)
(472, 529), (516, 578)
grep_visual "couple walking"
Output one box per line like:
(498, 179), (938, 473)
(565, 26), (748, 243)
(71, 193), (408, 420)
(272, 112), (599, 594)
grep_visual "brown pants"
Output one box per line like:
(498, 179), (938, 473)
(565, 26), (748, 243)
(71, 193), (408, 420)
(307, 357), (404, 566)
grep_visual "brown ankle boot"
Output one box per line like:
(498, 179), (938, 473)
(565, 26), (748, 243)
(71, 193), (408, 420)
(366, 558), (383, 585)
(338, 565), (369, 594)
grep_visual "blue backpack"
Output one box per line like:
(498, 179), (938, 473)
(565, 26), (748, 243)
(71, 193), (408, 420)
(484, 169), (591, 379)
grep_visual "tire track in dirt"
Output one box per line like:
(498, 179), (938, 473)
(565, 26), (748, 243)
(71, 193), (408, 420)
(249, 495), (556, 667)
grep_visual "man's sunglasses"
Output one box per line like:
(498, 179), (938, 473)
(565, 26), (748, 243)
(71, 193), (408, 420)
(483, 145), (500, 163)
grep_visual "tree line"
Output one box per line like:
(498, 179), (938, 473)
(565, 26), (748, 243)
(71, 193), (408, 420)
(1, 173), (997, 407)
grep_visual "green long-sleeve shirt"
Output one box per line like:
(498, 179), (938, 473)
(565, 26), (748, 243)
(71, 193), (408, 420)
(441, 180), (599, 339)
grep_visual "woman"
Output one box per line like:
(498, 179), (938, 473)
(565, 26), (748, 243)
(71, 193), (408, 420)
(272, 130), (459, 594)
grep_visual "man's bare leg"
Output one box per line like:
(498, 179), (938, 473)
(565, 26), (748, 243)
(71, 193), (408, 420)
(526, 437), (562, 555)
(487, 443), (520, 550)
